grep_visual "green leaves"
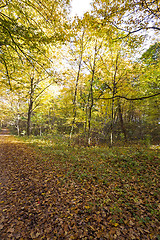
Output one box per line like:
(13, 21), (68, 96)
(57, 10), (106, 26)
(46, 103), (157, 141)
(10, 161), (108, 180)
(0, 0), (71, 85)
(141, 42), (160, 66)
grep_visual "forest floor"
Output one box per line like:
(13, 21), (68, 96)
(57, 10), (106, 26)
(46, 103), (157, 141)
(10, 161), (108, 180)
(0, 129), (160, 239)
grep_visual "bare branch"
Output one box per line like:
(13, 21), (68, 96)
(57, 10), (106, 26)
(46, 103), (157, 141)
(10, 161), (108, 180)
(97, 92), (160, 101)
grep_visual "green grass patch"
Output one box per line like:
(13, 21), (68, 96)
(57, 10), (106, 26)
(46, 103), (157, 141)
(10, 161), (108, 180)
(18, 134), (160, 237)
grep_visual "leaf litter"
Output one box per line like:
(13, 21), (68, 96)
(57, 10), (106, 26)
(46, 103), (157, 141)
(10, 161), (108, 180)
(0, 135), (159, 239)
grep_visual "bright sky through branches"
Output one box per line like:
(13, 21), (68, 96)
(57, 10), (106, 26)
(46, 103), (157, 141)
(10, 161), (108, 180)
(71, 0), (92, 17)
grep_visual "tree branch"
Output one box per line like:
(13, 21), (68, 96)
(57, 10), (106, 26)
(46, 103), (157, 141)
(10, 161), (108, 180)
(33, 83), (53, 102)
(0, 4), (7, 9)
(97, 92), (160, 101)
(108, 20), (160, 40)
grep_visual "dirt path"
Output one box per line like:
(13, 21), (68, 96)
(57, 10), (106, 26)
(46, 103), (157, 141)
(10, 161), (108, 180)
(0, 134), (92, 239)
(0, 128), (11, 136)
(0, 134), (60, 239)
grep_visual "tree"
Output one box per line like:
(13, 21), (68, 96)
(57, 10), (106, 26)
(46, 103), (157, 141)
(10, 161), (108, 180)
(0, 0), (71, 85)
(85, 39), (103, 145)
(139, 42), (160, 131)
(92, 0), (160, 40)
(0, 87), (27, 134)
(95, 42), (137, 144)
(17, 64), (56, 136)
(69, 29), (85, 140)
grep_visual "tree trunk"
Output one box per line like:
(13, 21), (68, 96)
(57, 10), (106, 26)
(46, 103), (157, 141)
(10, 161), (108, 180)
(16, 114), (20, 136)
(111, 95), (115, 146)
(87, 41), (98, 146)
(118, 100), (127, 141)
(110, 53), (119, 146)
(27, 99), (33, 136)
(27, 76), (34, 136)
(17, 120), (20, 136)
(40, 126), (42, 136)
(70, 30), (85, 140)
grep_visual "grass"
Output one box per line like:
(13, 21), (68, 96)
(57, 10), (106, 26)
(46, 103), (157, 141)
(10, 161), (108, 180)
(18, 134), (160, 238)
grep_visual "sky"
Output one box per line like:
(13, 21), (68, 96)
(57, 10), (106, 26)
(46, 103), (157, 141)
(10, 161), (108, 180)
(70, 0), (92, 17)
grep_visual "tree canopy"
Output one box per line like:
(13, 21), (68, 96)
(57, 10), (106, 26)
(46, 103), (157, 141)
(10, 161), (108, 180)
(92, 0), (160, 34)
(0, 0), (159, 143)
(0, 0), (70, 85)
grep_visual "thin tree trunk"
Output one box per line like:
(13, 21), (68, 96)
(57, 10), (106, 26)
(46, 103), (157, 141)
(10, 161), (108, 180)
(111, 96), (115, 146)
(17, 125), (20, 136)
(84, 103), (88, 133)
(87, 41), (98, 146)
(27, 76), (34, 136)
(118, 100), (127, 141)
(110, 53), (119, 146)
(88, 74), (94, 146)
(17, 119), (20, 136)
(70, 30), (85, 140)
(88, 99), (93, 145)
(27, 99), (33, 136)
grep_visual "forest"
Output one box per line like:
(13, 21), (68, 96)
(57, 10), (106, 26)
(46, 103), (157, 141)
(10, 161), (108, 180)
(0, 1), (160, 239)
(0, 0), (159, 146)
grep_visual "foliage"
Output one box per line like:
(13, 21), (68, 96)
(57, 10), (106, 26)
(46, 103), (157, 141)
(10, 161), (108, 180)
(92, 0), (160, 34)
(0, 2), (160, 238)
(141, 42), (160, 65)
(0, 0), (159, 142)
(0, 0), (70, 85)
